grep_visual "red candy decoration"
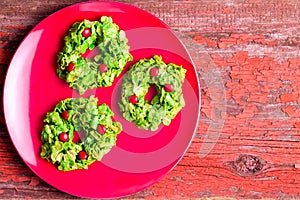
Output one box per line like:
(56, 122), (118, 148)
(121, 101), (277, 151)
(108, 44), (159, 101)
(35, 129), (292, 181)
(129, 95), (138, 104)
(99, 64), (108, 73)
(164, 84), (173, 92)
(61, 110), (69, 120)
(59, 132), (69, 142)
(78, 151), (88, 160)
(150, 67), (159, 77)
(82, 28), (91, 37)
(67, 63), (75, 72)
(98, 125), (106, 135)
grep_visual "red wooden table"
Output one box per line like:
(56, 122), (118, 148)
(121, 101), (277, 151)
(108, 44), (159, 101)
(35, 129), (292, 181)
(1, 0), (300, 199)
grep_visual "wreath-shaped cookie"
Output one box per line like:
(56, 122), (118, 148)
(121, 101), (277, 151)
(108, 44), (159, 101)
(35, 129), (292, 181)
(119, 55), (186, 131)
(40, 96), (122, 171)
(57, 16), (132, 94)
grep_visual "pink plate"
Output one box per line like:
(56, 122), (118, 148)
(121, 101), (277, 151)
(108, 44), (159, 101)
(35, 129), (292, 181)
(3, 1), (200, 198)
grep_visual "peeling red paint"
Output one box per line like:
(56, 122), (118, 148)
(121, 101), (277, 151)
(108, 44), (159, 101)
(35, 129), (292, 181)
(28, 177), (41, 186)
(1, 0), (300, 199)
(280, 94), (295, 103)
(194, 34), (278, 48)
(5, 25), (29, 30)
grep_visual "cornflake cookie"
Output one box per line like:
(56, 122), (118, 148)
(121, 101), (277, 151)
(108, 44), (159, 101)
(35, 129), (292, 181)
(40, 96), (122, 171)
(119, 55), (186, 131)
(57, 16), (132, 94)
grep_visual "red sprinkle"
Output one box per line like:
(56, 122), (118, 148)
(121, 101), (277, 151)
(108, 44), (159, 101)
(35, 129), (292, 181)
(78, 151), (88, 160)
(164, 84), (174, 92)
(129, 95), (139, 104)
(61, 110), (69, 120)
(59, 132), (69, 142)
(150, 67), (159, 77)
(67, 63), (75, 72)
(98, 125), (107, 134)
(99, 64), (108, 73)
(82, 28), (91, 37)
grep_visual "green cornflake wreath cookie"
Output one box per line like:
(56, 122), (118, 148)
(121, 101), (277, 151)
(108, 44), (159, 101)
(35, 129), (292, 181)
(40, 96), (122, 171)
(57, 16), (133, 94)
(119, 55), (186, 131)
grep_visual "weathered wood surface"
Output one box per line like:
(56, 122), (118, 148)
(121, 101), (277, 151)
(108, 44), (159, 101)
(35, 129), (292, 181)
(1, 0), (300, 199)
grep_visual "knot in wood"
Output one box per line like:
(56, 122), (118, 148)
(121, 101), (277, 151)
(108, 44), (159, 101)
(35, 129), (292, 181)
(226, 154), (268, 177)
